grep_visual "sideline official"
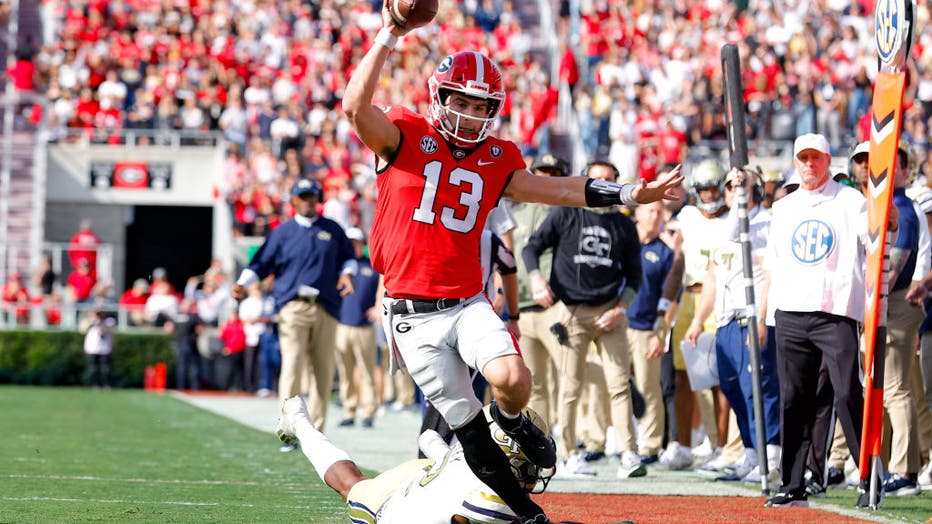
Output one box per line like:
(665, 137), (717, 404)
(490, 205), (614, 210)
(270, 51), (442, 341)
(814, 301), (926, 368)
(762, 134), (892, 507)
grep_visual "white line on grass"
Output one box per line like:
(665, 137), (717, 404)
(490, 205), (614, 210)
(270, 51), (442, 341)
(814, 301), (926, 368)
(1, 496), (313, 509)
(2, 473), (307, 488)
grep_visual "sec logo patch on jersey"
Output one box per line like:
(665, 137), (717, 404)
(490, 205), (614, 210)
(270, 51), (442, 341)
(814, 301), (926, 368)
(791, 219), (835, 264)
(420, 136), (438, 154)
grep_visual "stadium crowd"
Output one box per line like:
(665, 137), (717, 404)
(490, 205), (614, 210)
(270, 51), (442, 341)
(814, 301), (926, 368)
(3, 0), (932, 512)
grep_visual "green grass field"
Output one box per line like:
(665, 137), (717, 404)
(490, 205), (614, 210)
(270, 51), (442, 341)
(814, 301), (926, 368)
(2, 386), (929, 523)
(0, 386), (348, 523)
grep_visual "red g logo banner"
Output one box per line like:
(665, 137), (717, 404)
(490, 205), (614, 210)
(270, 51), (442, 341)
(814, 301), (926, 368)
(90, 161), (172, 190)
(113, 162), (149, 188)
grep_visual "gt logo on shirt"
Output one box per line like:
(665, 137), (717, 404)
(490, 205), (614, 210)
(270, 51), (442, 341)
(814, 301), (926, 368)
(792, 219), (835, 264)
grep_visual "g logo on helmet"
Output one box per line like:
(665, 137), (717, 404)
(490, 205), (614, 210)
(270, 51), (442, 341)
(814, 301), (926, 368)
(875, 0), (912, 70)
(791, 219), (835, 265)
(437, 55), (453, 73)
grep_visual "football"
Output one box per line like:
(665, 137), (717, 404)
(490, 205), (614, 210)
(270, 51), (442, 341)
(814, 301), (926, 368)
(387, 0), (438, 30)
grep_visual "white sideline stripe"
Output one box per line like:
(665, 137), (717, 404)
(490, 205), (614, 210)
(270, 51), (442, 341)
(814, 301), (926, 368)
(2, 473), (303, 488)
(2, 496), (312, 509)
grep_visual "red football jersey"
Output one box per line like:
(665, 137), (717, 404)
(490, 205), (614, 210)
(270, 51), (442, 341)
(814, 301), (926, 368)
(370, 107), (525, 299)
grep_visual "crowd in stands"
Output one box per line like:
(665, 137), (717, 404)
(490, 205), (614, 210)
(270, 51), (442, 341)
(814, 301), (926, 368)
(1, 1), (929, 231)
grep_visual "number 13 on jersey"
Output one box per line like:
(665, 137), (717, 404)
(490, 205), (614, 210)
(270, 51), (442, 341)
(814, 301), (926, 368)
(412, 161), (485, 233)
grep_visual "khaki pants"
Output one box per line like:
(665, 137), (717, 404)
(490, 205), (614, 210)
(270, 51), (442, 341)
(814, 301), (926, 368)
(519, 306), (562, 426)
(555, 302), (636, 458)
(883, 290), (924, 474)
(335, 323), (378, 421)
(627, 328), (665, 455)
(278, 300), (338, 430)
(576, 354), (610, 453)
(912, 352), (932, 464)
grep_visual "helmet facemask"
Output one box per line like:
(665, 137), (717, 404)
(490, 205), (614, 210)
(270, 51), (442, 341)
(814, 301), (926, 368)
(483, 406), (555, 494)
(428, 52), (505, 147)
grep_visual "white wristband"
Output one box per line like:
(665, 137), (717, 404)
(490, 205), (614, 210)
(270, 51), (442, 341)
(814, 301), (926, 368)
(375, 28), (398, 50)
(618, 184), (636, 205)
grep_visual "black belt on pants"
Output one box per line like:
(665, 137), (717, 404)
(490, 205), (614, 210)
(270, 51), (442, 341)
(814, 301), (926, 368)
(294, 295), (317, 304)
(390, 297), (463, 315)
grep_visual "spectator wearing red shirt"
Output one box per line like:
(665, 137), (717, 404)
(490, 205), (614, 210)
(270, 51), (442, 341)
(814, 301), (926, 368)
(68, 219), (102, 270)
(119, 278), (151, 326)
(67, 259), (98, 304)
(6, 53), (37, 92)
(219, 310), (247, 391)
(2, 272), (30, 324)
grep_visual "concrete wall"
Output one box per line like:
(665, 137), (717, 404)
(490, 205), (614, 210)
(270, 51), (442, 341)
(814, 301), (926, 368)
(43, 141), (232, 295)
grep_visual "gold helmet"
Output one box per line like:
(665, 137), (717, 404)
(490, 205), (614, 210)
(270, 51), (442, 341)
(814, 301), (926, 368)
(688, 159), (726, 213)
(482, 405), (555, 494)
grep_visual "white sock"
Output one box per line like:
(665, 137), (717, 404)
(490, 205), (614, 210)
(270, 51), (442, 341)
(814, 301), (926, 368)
(294, 417), (352, 479)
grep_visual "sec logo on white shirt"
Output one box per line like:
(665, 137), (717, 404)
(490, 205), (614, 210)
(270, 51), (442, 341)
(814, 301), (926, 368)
(792, 219), (835, 264)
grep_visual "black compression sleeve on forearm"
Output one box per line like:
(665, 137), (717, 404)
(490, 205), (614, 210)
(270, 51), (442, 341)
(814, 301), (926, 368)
(584, 178), (636, 207)
(454, 412), (544, 519)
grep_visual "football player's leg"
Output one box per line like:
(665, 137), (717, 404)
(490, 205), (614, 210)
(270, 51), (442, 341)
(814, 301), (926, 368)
(277, 396), (363, 500)
(458, 299), (556, 469)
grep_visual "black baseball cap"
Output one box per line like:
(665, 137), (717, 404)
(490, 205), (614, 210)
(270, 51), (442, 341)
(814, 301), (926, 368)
(530, 154), (569, 176)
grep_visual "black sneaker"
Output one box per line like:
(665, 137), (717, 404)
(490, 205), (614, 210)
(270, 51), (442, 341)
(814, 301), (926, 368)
(583, 450), (606, 462)
(361, 418), (373, 428)
(489, 401), (557, 469)
(826, 466), (846, 488)
(805, 478), (826, 498)
(765, 492), (809, 507)
(338, 418), (354, 427)
(883, 474), (920, 496)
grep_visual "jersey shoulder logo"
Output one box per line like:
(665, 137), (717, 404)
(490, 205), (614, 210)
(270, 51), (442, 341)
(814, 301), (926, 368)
(489, 144), (502, 158)
(420, 136), (438, 154)
(791, 219), (835, 264)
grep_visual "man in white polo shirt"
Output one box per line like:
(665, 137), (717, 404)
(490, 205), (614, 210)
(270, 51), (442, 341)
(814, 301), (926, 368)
(762, 133), (895, 508)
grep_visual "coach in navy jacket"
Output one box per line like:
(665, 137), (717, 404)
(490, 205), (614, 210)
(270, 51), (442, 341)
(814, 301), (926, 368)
(233, 177), (356, 435)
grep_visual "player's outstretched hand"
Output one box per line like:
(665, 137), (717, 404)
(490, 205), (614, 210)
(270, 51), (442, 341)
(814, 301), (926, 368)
(632, 164), (684, 204)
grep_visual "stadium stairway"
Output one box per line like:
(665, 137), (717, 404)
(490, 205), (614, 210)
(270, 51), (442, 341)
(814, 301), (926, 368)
(0, 123), (41, 275)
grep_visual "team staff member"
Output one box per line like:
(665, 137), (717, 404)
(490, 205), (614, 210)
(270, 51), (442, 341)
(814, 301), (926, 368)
(511, 153), (570, 426)
(762, 134), (894, 507)
(523, 160), (647, 480)
(334, 227), (381, 429)
(232, 177), (356, 439)
(627, 200), (678, 462)
(342, 6), (683, 522)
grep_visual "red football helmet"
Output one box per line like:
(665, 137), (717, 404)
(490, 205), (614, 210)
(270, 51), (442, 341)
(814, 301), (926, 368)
(428, 51), (505, 146)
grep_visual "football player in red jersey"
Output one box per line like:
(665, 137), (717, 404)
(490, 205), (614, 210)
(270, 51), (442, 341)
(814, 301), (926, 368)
(342, 7), (683, 524)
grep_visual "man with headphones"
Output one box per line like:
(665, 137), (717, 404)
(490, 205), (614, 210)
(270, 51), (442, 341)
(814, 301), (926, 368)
(522, 160), (647, 479)
(232, 177), (357, 449)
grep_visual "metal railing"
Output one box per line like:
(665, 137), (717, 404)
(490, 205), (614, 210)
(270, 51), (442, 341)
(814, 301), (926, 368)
(1, 241), (113, 285)
(47, 128), (224, 149)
